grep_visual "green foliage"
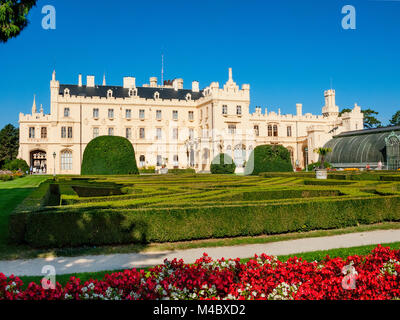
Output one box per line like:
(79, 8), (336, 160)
(168, 168), (196, 175)
(314, 148), (332, 169)
(307, 162), (331, 171)
(362, 109), (382, 129)
(389, 111), (400, 127)
(210, 153), (236, 174)
(0, 174), (13, 181)
(11, 195), (400, 248)
(139, 166), (156, 174)
(3, 158), (29, 172)
(0, 124), (19, 168)
(245, 145), (293, 175)
(0, 0), (37, 42)
(81, 136), (139, 175)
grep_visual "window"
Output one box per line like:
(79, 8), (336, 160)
(67, 127), (73, 139)
(126, 128), (132, 139)
(61, 127), (66, 138)
(139, 155), (145, 167)
(173, 155), (179, 167)
(268, 125), (272, 137)
(156, 110), (162, 120)
(156, 128), (162, 140)
(93, 127), (99, 138)
(126, 109), (132, 119)
(157, 155), (162, 166)
(139, 127), (145, 139)
(64, 108), (70, 117)
(189, 128), (194, 140)
(228, 125), (236, 135)
(173, 128), (178, 140)
(108, 128), (114, 136)
(29, 127), (35, 138)
(93, 108), (99, 118)
(139, 109), (145, 119)
(287, 126), (292, 137)
(273, 125), (278, 137)
(254, 125), (259, 137)
(236, 105), (242, 115)
(108, 109), (114, 119)
(172, 110), (178, 120)
(61, 150), (72, 171)
(188, 111), (194, 121)
(41, 127), (47, 139)
(222, 105), (228, 115)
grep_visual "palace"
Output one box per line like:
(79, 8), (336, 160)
(18, 69), (363, 174)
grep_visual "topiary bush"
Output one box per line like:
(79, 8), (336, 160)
(245, 145), (293, 175)
(81, 136), (139, 175)
(210, 153), (236, 174)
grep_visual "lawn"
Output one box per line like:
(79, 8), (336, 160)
(0, 176), (49, 257)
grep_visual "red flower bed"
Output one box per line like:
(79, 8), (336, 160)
(1, 245), (400, 300)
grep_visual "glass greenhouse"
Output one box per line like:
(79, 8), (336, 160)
(323, 126), (400, 169)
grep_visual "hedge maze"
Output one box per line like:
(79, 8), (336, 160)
(8, 172), (400, 248)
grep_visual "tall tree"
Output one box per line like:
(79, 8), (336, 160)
(0, 124), (19, 168)
(389, 111), (400, 126)
(362, 109), (382, 129)
(339, 108), (382, 129)
(0, 0), (37, 43)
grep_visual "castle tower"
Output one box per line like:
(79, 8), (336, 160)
(322, 89), (339, 117)
(31, 95), (37, 114)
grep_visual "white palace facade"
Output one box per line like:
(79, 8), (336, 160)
(18, 69), (363, 175)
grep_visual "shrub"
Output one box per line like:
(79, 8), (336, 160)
(307, 162), (331, 171)
(0, 174), (13, 182)
(245, 145), (293, 175)
(168, 168), (196, 175)
(210, 153), (236, 174)
(139, 166), (156, 174)
(3, 159), (29, 173)
(81, 136), (139, 175)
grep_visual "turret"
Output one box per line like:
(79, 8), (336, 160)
(322, 89), (339, 117)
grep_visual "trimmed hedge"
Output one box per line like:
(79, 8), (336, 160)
(210, 153), (236, 174)
(245, 145), (293, 175)
(168, 168), (196, 175)
(81, 136), (139, 175)
(10, 195), (400, 248)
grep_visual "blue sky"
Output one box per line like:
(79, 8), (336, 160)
(1, 0), (400, 128)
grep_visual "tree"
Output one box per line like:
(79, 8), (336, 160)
(210, 153), (236, 174)
(362, 109), (382, 129)
(389, 111), (400, 126)
(339, 108), (381, 129)
(0, 0), (37, 43)
(313, 147), (332, 169)
(244, 145), (293, 175)
(3, 158), (29, 172)
(0, 124), (19, 168)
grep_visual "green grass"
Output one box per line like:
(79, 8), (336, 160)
(0, 176), (49, 258)
(16, 241), (400, 289)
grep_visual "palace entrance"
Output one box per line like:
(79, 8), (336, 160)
(30, 150), (47, 174)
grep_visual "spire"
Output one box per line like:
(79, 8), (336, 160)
(32, 95), (37, 114)
(102, 73), (106, 86)
(40, 104), (43, 114)
(52, 69), (56, 81)
(228, 68), (233, 81)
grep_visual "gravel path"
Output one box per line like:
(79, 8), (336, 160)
(1, 229), (400, 277)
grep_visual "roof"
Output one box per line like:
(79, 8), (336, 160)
(59, 84), (204, 101)
(324, 126), (400, 164)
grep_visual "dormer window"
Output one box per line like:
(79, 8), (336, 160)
(107, 89), (113, 98)
(64, 88), (70, 96)
(128, 88), (138, 97)
(154, 91), (160, 100)
(186, 93), (192, 101)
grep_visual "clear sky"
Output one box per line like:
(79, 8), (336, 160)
(1, 0), (400, 128)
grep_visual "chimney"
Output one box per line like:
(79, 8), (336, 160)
(192, 81), (199, 92)
(123, 77), (136, 89)
(150, 77), (157, 87)
(78, 74), (82, 87)
(87, 75), (95, 87)
(177, 78), (183, 89)
(296, 103), (302, 116)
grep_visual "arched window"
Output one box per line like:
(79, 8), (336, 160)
(107, 89), (113, 98)
(64, 88), (70, 96)
(154, 92), (160, 100)
(61, 150), (72, 171)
